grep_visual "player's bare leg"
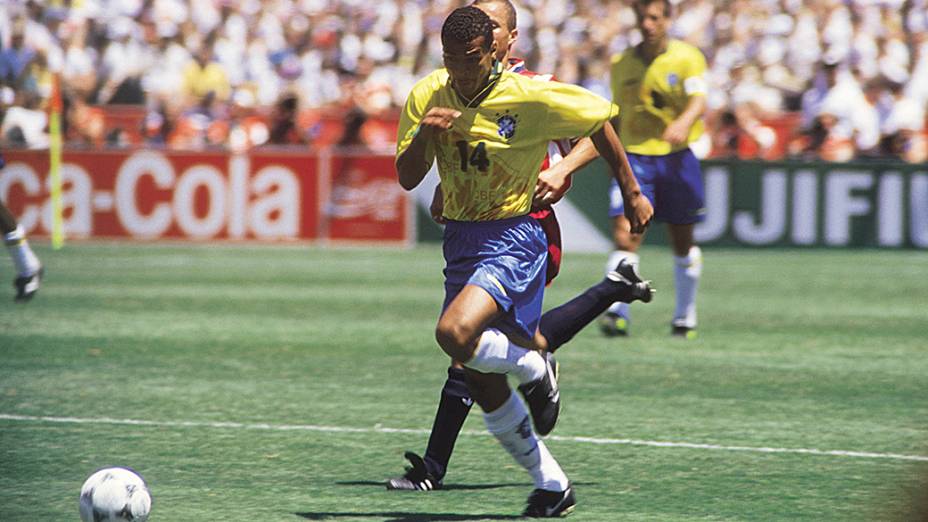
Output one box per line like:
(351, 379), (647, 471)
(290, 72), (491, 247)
(0, 201), (43, 302)
(435, 285), (558, 431)
(667, 223), (701, 339)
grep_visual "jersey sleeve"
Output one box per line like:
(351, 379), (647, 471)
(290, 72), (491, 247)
(396, 74), (437, 166)
(542, 81), (620, 140)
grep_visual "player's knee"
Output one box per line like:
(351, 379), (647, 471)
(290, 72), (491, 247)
(435, 319), (478, 362)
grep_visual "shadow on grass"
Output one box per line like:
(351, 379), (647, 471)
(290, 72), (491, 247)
(295, 512), (522, 521)
(336, 480), (526, 491)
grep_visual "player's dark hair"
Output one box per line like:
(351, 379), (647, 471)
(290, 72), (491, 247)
(473, 0), (517, 31)
(634, 0), (672, 17)
(441, 6), (494, 51)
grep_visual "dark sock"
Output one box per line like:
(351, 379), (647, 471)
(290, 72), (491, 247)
(423, 367), (473, 480)
(539, 279), (619, 352)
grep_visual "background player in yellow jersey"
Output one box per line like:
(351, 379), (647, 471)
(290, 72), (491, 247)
(600, 0), (708, 339)
(395, 6), (652, 516)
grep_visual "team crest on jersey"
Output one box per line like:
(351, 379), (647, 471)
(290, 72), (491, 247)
(667, 73), (679, 86)
(496, 111), (518, 140)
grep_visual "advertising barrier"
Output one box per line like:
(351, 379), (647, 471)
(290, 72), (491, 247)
(1, 148), (413, 245)
(695, 160), (928, 248)
(415, 158), (928, 250)
(4, 149), (924, 249)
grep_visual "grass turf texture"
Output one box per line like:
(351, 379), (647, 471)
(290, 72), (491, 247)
(1, 243), (926, 521)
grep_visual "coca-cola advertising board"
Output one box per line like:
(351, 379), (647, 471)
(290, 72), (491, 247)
(322, 152), (412, 243)
(0, 148), (412, 245)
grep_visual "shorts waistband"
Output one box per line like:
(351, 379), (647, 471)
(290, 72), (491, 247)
(443, 214), (533, 231)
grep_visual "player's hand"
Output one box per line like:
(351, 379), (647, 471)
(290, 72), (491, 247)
(429, 185), (446, 224)
(662, 119), (690, 145)
(533, 168), (569, 206)
(624, 193), (654, 234)
(418, 107), (462, 137)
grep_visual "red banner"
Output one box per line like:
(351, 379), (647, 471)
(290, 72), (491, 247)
(322, 152), (412, 242)
(0, 148), (412, 245)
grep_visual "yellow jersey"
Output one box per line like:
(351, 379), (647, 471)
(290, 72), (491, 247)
(397, 66), (618, 221)
(609, 39), (707, 155)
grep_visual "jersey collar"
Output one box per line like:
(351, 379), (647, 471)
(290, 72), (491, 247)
(451, 59), (505, 109)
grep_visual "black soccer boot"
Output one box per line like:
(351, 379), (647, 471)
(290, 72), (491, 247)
(605, 258), (653, 304)
(386, 451), (442, 491)
(523, 484), (577, 517)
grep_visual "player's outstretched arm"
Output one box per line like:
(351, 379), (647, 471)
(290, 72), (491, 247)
(591, 122), (653, 234)
(396, 107), (461, 191)
(533, 138), (598, 205)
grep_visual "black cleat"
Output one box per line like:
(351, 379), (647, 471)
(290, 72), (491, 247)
(14, 266), (43, 302)
(523, 484), (577, 517)
(386, 451), (442, 491)
(517, 353), (560, 436)
(606, 258), (653, 304)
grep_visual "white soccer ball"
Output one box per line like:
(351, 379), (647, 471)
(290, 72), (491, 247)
(79, 467), (152, 522)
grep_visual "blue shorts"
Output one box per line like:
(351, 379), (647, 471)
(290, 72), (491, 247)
(609, 148), (705, 224)
(442, 215), (547, 341)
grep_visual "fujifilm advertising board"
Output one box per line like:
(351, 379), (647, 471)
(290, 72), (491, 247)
(695, 161), (928, 248)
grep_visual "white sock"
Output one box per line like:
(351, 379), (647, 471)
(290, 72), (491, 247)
(673, 246), (702, 328)
(605, 250), (639, 317)
(465, 329), (545, 385)
(4, 225), (41, 277)
(484, 391), (569, 491)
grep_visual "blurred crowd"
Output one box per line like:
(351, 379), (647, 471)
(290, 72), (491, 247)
(0, 0), (926, 162)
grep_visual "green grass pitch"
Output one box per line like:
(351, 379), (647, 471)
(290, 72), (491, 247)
(1, 243), (926, 521)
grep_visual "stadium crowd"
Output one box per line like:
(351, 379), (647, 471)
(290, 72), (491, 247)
(0, 0), (926, 162)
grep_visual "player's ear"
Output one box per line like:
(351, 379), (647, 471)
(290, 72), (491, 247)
(509, 28), (519, 49)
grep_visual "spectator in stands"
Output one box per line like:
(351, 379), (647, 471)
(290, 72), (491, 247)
(182, 42), (231, 108)
(881, 77), (927, 163)
(856, 78), (887, 159)
(1, 89), (48, 149)
(0, 25), (34, 87)
(60, 20), (98, 102)
(267, 93), (306, 145)
(98, 17), (146, 104)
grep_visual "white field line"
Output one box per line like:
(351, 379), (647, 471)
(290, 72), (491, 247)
(1, 413), (926, 463)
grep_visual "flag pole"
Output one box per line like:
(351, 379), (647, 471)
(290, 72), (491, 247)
(49, 72), (63, 249)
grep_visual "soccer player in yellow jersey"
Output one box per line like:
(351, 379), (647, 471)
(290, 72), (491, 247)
(395, 6), (652, 517)
(389, 0), (654, 501)
(600, 0), (708, 340)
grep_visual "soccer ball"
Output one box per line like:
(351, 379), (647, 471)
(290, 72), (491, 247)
(79, 467), (152, 522)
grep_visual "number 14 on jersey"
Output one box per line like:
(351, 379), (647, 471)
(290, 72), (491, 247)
(456, 141), (490, 173)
